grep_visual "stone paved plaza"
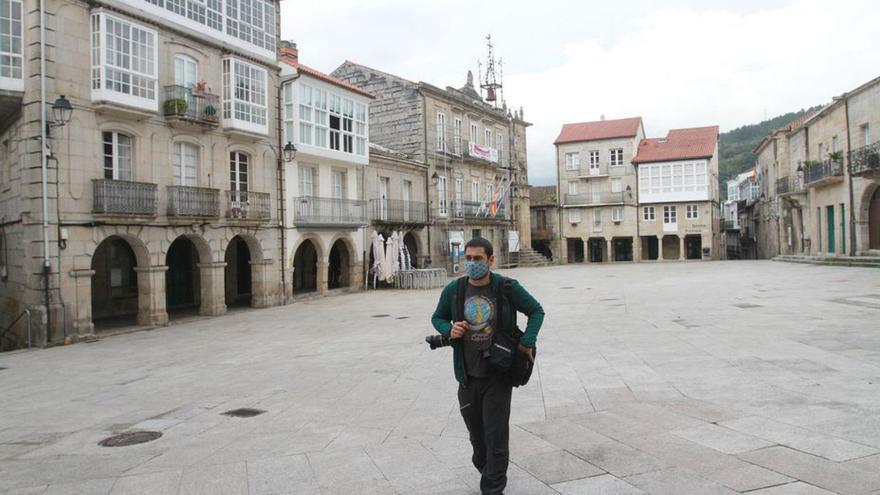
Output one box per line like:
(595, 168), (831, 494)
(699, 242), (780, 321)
(2, 261), (880, 494)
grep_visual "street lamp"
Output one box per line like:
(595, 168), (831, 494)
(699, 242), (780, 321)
(51, 95), (73, 127)
(431, 171), (439, 185)
(282, 141), (297, 162)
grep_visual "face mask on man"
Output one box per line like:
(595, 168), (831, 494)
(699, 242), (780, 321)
(464, 260), (490, 280)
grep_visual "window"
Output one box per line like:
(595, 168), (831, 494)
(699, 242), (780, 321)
(230, 152), (248, 193)
(355, 102), (367, 155)
(832, 136), (839, 154)
(569, 209), (581, 223)
(222, 58), (267, 130)
(333, 171), (346, 199)
(470, 122), (478, 143)
(298, 166), (314, 196)
(497, 131), (504, 162)
(486, 183), (494, 203)
(639, 161), (709, 198)
(643, 206), (655, 221)
(437, 176), (448, 216)
(145, 0), (224, 32)
(1, 0), (23, 82)
(102, 131), (132, 181)
(663, 205), (677, 224)
(485, 128), (491, 147)
(611, 178), (622, 193)
(314, 88), (329, 148)
(817, 143), (824, 160)
(453, 117), (462, 155)
(609, 148), (624, 166)
(454, 177), (463, 216)
(592, 208), (602, 226)
(589, 151), (600, 171)
(863, 124), (871, 147)
(298, 84), (313, 145)
(224, 0), (276, 52)
(612, 206), (623, 222)
(172, 142), (198, 186)
(471, 181), (480, 201)
(686, 204), (699, 219)
(565, 152), (580, 171)
(90, 13), (158, 107)
(436, 112), (447, 151)
(568, 182), (577, 195)
(173, 54), (197, 88)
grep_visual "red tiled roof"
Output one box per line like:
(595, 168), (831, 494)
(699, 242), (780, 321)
(784, 111), (817, 132)
(632, 126), (719, 164)
(280, 56), (374, 99)
(554, 117), (643, 145)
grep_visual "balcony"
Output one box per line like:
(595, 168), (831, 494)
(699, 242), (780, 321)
(93, 179), (158, 216)
(720, 220), (738, 231)
(369, 199), (429, 226)
(575, 165), (609, 178)
(167, 186), (220, 217)
(804, 159), (844, 186)
(563, 191), (634, 206)
(460, 200), (508, 221)
(226, 191), (271, 221)
(292, 196), (367, 228)
(163, 85), (220, 128)
(850, 141), (880, 176)
(775, 176), (804, 196)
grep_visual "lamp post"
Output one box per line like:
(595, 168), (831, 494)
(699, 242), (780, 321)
(282, 141), (297, 162)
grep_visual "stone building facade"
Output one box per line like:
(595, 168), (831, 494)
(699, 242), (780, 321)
(554, 117), (644, 263)
(528, 185), (559, 262)
(332, 63), (528, 273)
(750, 75), (880, 259)
(0, 0), (284, 347)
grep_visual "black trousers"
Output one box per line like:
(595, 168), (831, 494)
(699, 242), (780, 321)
(458, 374), (513, 495)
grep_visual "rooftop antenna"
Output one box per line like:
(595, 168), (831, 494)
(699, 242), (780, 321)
(478, 34), (503, 108)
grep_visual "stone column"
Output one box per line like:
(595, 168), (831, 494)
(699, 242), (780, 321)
(679, 236), (686, 260)
(69, 269), (96, 336)
(658, 235), (664, 261)
(316, 261), (329, 294)
(582, 239), (590, 263)
(633, 236), (641, 262)
(197, 262), (227, 316)
(249, 259), (274, 308)
(283, 267), (294, 303)
(350, 260), (364, 290)
(606, 238), (613, 263)
(134, 265), (169, 326)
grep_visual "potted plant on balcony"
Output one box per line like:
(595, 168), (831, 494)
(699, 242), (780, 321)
(194, 80), (208, 95)
(164, 98), (188, 116)
(827, 151), (844, 162)
(202, 104), (218, 122)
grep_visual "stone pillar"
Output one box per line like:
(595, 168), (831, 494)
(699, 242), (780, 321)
(582, 239), (590, 263)
(317, 261), (329, 294)
(197, 262), (227, 316)
(283, 267), (294, 303)
(606, 238), (613, 263)
(680, 236), (686, 260)
(633, 236), (641, 263)
(134, 265), (169, 326)
(69, 269), (96, 336)
(249, 259), (274, 308)
(350, 260), (364, 289)
(658, 236), (664, 261)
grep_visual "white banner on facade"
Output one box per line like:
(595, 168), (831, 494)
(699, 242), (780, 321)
(468, 141), (499, 163)
(508, 231), (520, 252)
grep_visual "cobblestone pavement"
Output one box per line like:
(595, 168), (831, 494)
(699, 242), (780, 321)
(2, 261), (880, 494)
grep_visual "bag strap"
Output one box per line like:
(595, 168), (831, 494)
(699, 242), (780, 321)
(455, 276), (468, 322)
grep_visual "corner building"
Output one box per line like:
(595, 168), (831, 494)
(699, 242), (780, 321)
(0, 0), (283, 346)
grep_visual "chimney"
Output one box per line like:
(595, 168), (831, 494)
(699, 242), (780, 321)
(279, 40), (298, 63)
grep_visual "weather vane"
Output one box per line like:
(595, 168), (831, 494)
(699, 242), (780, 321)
(478, 34), (504, 108)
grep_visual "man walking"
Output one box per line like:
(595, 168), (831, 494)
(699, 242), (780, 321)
(431, 237), (545, 494)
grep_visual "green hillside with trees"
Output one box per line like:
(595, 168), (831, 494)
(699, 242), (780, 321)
(718, 106), (821, 189)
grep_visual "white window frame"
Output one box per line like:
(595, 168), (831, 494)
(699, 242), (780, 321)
(437, 176), (448, 216)
(862, 123), (871, 147)
(486, 183), (494, 203)
(485, 128), (492, 147)
(0, 0), (23, 88)
(569, 209), (581, 224)
(497, 131), (504, 163)
(333, 170), (346, 199)
(611, 206), (623, 222)
(90, 12), (158, 111)
(298, 166), (314, 196)
(609, 148), (624, 167)
(222, 56), (268, 135)
(568, 181), (577, 195)
(565, 152), (580, 171)
(453, 117), (463, 155)
(355, 101), (367, 155)
(470, 122), (478, 143)
(663, 205), (677, 224)
(643, 206), (655, 221)
(471, 181), (480, 202)
(229, 151), (249, 207)
(639, 160), (709, 202)
(102, 131), (133, 181)
(172, 141), (198, 186)
(686, 204), (699, 219)
(436, 112), (447, 152)
(611, 177), (622, 193)
(454, 177), (463, 216)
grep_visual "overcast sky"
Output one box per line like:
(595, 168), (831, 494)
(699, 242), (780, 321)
(280, 0), (880, 185)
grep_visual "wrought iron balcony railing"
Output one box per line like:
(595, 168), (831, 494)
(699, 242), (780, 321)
(227, 190), (271, 221)
(775, 176), (804, 195)
(292, 196), (367, 227)
(369, 199), (428, 225)
(163, 85), (220, 125)
(804, 159), (844, 185)
(93, 179), (158, 215)
(563, 191), (635, 205)
(720, 220), (738, 230)
(167, 185), (220, 217)
(850, 141), (880, 175)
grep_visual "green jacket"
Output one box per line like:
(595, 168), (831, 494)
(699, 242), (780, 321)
(431, 272), (545, 384)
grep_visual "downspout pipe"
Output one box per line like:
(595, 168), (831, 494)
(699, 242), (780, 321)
(844, 96), (856, 256)
(277, 71), (300, 303)
(39, 0), (51, 344)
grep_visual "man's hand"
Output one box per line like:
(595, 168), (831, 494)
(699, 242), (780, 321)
(518, 344), (534, 363)
(451, 321), (470, 339)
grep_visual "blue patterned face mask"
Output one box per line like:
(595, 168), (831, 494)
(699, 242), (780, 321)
(464, 260), (490, 279)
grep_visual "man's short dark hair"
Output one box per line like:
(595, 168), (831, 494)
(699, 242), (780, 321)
(464, 237), (494, 257)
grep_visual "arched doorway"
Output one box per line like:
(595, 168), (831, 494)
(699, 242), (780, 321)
(91, 237), (139, 329)
(293, 239), (319, 293)
(166, 237), (201, 315)
(329, 239), (351, 289)
(403, 232), (419, 269)
(870, 187), (880, 250)
(224, 236), (252, 307)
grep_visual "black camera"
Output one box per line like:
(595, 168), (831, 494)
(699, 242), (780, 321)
(425, 334), (453, 350)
